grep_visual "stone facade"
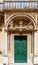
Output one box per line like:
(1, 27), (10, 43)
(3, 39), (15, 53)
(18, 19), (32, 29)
(0, 0), (38, 65)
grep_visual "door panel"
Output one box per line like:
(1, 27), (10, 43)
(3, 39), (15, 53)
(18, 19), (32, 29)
(14, 36), (27, 63)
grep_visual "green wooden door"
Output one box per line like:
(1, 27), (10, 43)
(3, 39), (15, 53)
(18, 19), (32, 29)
(14, 36), (27, 63)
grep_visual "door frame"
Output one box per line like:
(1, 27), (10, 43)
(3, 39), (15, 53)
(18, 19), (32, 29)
(7, 33), (33, 64)
(14, 35), (27, 63)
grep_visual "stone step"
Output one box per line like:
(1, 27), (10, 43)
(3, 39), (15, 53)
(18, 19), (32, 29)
(8, 63), (33, 65)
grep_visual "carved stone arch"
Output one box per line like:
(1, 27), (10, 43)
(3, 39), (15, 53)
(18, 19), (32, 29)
(5, 13), (36, 30)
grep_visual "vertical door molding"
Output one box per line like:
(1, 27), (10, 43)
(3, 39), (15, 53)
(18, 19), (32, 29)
(4, 31), (8, 55)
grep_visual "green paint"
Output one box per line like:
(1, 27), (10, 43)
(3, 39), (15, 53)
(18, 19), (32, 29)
(14, 36), (27, 63)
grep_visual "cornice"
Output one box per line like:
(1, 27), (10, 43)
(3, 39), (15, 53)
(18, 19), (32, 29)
(3, 9), (38, 13)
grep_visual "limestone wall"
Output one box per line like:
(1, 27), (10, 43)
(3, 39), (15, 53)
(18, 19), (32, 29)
(0, 9), (38, 65)
(0, 0), (3, 3)
(0, 28), (4, 65)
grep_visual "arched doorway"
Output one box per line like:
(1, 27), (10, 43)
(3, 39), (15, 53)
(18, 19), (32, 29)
(5, 13), (36, 64)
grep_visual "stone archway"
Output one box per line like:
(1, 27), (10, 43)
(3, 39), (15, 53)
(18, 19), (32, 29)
(4, 13), (36, 65)
(5, 13), (36, 29)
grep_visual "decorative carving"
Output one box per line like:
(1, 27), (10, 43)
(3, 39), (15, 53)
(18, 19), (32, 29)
(28, 25), (33, 29)
(8, 21), (13, 29)
(0, 51), (2, 54)
(8, 17), (34, 32)
(0, 15), (4, 27)
(19, 21), (23, 27)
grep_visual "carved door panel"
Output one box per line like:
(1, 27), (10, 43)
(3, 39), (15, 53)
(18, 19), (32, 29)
(14, 36), (27, 63)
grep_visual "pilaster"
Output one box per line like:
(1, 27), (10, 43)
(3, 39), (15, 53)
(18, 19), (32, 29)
(34, 31), (38, 64)
(4, 31), (8, 55)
